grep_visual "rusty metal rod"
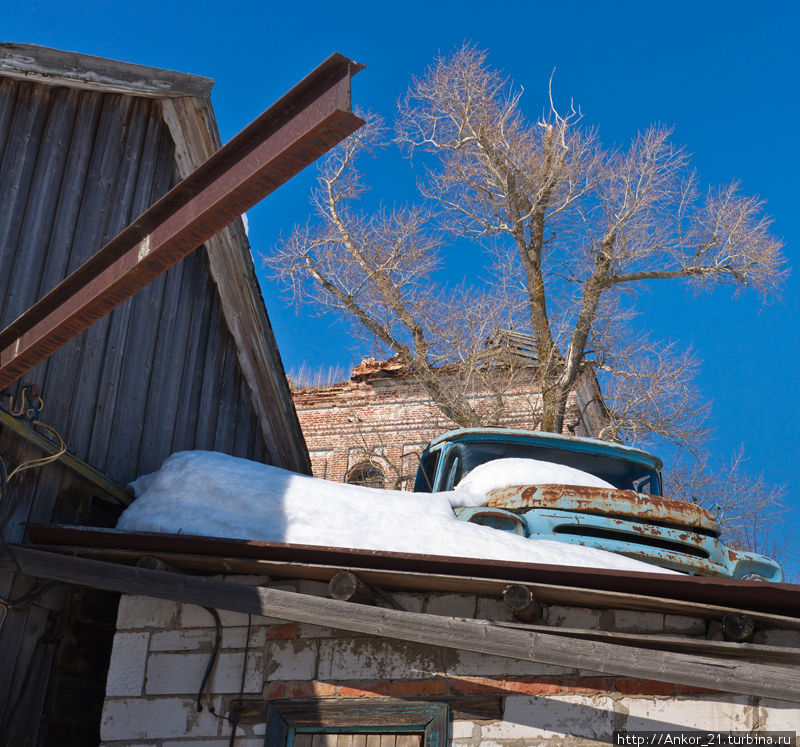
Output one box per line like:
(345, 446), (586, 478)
(0, 53), (364, 389)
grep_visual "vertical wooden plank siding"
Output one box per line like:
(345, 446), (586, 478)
(0, 78), (273, 491)
(0, 76), (292, 746)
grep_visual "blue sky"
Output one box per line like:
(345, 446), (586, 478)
(3, 1), (798, 574)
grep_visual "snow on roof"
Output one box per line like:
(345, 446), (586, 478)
(117, 451), (674, 574)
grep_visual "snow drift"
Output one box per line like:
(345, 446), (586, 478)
(117, 451), (672, 573)
(454, 457), (615, 496)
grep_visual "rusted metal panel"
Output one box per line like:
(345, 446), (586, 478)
(0, 53), (364, 389)
(480, 485), (781, 581)
(488, 484), (719, 534)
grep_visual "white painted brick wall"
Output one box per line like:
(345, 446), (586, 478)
(117, 595), (180, 628)
(425, 593), (476, 618)
(102, 590), (791, 747)
(265, 639), (319, 680)
(546, 604), (602, 629)
(101, 696), (222, 740)
(317, 638), (442, 680)
(149, 626), (267, 651)
(448, 648), (574, 677)
(145, 651), (263, 695)
(482, 694), (616, 741)
(476, 597), (516, 622)
(759, 698), (800, 730)
(664, 613), (707, 635)
(393, 592), (425, 613)
(622, 695), (755, 731)
(451, 720), (477, 739)
(179, 603), (282, 628)
(611, 609), (664, 632)
(105, 632), (149, 696)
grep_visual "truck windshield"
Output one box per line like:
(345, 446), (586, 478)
(426, 440), (660, 495)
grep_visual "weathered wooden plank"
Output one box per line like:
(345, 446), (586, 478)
(213, 335), (239, 452)
(24, 90), (104, 450)
(11, 547), (800, 703)
(379, 736), (396, 747)
(193, 288), (225, 448)
(494, 622), (800, 663)
(161, 94), (311, 473)
(0, 56), (362, 392)
(3, 88), (77, 323)
(86, 103), (169, 474)
(0, 409), (130, 505)
(32, 91), (103, 372)
(0, 78), (18, 157)
(102, 123), (177, 481)
(365, 736), (382, 747)
(0, 576), (49, 728)
(0, 604), (54, 745)
(448, 696), (503, 720)
(50, 95), (144, 465)
(312, 735), (340, 747)
(395, 736), (421, 747)
(294, 736), (314, 747)
(329, 570), (378, 605)
(232, 371), (254, 459)
(31, 541), (800, 631)
(135, 125), (194, 471)
(0, 42), (214, 98)
(0, 83), (53, 322)
(0, 423), (55, 543)
(169, 251), (214, 453)
(36, 93), (132, 457)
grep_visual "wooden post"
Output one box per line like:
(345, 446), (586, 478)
(329, 571), (377, 605)
(503, 584), (542, 622)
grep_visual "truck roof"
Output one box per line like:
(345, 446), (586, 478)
(425, 428), (663, 472)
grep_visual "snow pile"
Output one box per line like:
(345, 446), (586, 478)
(454, 457), (615, 497)
(117, 451), (672, 573)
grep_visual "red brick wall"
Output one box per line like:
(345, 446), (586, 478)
(292, 371), (597, 489)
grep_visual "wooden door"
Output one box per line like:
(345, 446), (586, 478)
(293, 735), (423, 747)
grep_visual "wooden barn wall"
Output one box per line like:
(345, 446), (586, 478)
(0, 76), (275, 535)
(0, 76), (275, 745)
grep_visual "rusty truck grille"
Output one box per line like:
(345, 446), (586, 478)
(553, 525), (710, 559)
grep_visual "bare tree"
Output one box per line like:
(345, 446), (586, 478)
(267, 45), (785, 450)
(268, 113), (526, 427)
(665, 448), (788, 563)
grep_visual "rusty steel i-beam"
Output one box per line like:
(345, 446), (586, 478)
(0, 53), (364, 390)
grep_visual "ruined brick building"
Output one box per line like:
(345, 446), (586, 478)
(292, 343), (607, 489)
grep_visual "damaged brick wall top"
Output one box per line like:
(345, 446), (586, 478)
(292, 360), (592, 488)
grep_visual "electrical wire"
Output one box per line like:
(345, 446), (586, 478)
(0, 583), (62, 635)
(228, 614), (253, 747)
(5, 421), (66, 482)
(197, 607), (222, 713)
(0, 392), (67, 572)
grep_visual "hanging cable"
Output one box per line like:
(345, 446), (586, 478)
(227, 613), (253, 747)
(1, 385), (67, 571)
(197, 607), (222, 714)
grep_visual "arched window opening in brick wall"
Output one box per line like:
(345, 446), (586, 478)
(346, 461), (385, 489)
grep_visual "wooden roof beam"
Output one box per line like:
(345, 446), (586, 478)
(0, 53), (364, 390)
(10, 546), (800, 704)
(0, 42), (214, 98)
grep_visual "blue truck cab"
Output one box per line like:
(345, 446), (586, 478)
(413, 428), (783, 581)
